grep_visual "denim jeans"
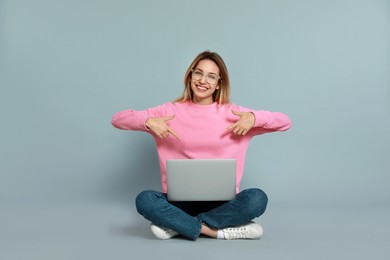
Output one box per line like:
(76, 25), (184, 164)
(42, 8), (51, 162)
(135, 188), (268, 240)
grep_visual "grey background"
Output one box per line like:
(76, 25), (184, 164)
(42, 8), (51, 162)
(1, 0), (389, 259)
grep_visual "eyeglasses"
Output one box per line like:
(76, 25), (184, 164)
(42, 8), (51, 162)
(191, 69), (221, 85)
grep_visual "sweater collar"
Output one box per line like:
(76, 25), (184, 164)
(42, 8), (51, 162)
(187, 100), (219, 110)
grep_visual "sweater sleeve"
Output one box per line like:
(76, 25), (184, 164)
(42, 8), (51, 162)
(111, 109), (150, 131)
(111, 102), (173, 131)
(231, 104), (292, 135)
(251, 110), (292, 132)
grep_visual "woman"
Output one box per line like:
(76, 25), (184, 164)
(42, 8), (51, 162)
(112, 50), (291, 240)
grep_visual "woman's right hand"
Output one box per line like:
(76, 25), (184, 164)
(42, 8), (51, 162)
(145, 115), (180, 140)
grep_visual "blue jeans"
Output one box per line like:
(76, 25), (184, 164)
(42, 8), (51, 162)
(135, 188), (268, 240)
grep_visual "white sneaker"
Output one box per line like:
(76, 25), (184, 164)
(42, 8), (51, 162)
(221, 222), (263, 240)
(150, 224), (179, 240)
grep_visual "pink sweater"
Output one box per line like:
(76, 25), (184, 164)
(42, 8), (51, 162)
(112, 101), (291, 193)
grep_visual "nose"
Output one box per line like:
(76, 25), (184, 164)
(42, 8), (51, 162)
(199, 75), (207, 84)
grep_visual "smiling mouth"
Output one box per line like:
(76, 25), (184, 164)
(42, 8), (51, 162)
(196, 84), (209, 91)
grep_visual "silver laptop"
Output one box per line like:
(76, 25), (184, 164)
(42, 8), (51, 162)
(166, 159), (236, 201)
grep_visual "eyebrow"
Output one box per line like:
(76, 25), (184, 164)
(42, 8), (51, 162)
(194, 68), (218, 76)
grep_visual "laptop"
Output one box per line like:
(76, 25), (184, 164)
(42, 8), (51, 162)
(166, 159), (236, 201)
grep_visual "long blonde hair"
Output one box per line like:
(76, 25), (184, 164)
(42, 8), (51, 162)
(174, 50), (231, 104)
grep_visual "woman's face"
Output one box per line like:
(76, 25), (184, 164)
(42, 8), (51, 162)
(190, 59), (220, 105)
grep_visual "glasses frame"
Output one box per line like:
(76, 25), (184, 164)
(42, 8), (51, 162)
(191, 69), (221, 85)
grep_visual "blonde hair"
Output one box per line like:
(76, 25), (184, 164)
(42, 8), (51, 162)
(174, 50), (231, 104)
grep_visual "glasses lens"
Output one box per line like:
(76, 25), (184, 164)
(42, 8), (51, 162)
(192, 70), (203, 79)
(206, 75), (218, 84)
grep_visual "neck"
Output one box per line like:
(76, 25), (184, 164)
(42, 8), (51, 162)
(192, 98), (214, 105)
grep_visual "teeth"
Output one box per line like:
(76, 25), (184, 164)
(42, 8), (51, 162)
(197, 86), (208, 91)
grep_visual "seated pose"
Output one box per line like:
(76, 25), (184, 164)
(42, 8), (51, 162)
(112, 50), (291, 240)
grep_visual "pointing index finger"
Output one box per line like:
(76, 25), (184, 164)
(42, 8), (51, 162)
(168, 127), (181, 140)
(225, 123), (237, 132)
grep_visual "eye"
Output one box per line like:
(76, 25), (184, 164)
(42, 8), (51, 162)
(208, 74), (218, 81)
(194, 71), (203, 77)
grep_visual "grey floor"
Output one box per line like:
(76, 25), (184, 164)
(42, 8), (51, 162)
(1, 202), (389, 260)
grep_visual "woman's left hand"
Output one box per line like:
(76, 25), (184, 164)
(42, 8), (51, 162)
(225, 110), (255, 136)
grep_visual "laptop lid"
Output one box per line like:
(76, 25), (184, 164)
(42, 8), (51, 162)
(166, 159), (236, 201)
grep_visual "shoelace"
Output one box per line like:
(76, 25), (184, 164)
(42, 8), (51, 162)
(224, 226), (250, 239)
